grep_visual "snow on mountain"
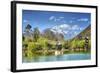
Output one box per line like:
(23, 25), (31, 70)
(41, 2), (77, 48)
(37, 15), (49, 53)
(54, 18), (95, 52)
(50, 24), (83, 40)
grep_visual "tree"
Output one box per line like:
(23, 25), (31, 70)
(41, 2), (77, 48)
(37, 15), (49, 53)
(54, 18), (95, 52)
(77, 40), (85, 49)
(24, 24), (32, 42)
(25, 24), (32, 32)
(71, 40), (77, 49)
(63, 41), (70, 49)
(22, 36), (25, 41)
(33, 27), (40, 42)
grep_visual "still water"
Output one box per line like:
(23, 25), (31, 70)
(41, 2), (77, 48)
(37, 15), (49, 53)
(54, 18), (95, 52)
(23, 53), (91, 63)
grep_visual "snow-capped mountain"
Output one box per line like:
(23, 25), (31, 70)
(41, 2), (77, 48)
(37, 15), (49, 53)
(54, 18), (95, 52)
(50, 24), (83, 40)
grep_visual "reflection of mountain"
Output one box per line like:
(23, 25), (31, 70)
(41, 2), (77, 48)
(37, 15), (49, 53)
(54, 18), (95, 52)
(73, 25), (91, 40)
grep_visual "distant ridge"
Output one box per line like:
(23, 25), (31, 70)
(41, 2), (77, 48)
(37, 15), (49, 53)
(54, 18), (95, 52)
(72, 25), (91, 40)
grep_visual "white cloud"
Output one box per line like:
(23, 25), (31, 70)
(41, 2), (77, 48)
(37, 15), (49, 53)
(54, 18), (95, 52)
(49, 16), (65, 22)
(50, 29), (57, 33)
(23, 20), (29, 23)
(59, 17), (64, 19)
(56, 19), (60, 21)
(59, 24), (70, 29)
(71, 25), (78, 30)
(51, 24), (82, 32)
(71, 25), (83, 31)
(51, 27), (63, 34)
(77, 18), (88, 22)
(79, 27), (83, 30)
(63, 31), (68, 34)
(49, 16), (55, 20)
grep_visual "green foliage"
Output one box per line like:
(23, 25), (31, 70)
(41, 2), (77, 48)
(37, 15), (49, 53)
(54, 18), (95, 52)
(77, 40), (85, 48)
(22, 24), (91, 58)
(70, 39), (85, 49)
(37, 37), (48, 49)
(46, 42), (56, 50)
(88, 40), (91, 49)
(63, 41), (70, 49)
(22, 36), (25, 41)
(28, 42), (34, 50)
(71, 40), (77, 49)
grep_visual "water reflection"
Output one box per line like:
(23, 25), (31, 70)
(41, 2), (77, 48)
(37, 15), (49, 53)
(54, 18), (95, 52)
(23, 53), (91, 63)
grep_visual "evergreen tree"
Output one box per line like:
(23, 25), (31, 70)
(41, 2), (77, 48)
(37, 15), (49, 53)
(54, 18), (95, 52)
(33, 27), (40, 42)
(25, 24), (32, 32)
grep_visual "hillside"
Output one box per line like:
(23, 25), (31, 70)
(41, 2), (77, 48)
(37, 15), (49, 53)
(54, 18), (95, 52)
(72, 25), (91, 40)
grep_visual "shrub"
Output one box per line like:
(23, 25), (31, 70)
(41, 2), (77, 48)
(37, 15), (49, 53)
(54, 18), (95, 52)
(71, 40), (77, 49)
(38, 38), (47, 48)
(88, 40), (91, 49)
(63, 41), (70, 49)
(77, 40), (85, 48)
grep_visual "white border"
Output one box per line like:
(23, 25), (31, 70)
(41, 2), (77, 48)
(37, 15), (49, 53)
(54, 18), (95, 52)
(16, 4), (96, 70)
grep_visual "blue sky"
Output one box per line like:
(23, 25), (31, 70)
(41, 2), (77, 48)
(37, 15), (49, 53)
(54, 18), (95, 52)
(22, 10), (91, 40)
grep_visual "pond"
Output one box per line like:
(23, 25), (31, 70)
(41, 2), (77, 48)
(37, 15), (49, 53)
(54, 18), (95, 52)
(23, 53), (91, 63)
